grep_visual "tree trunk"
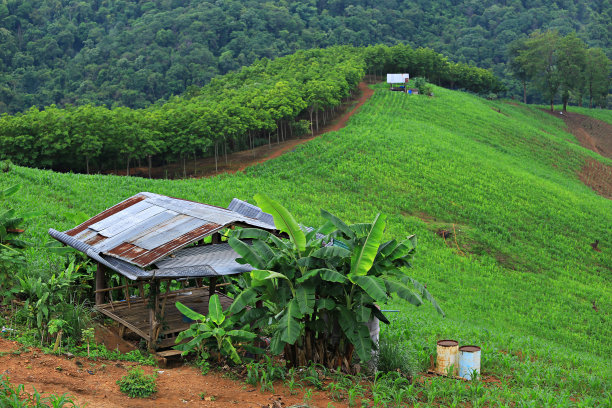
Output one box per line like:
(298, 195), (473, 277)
(550, 98), (554, 112)
(309, 109), (314, 136)
(126, 157), (130, 176)
(522, 80), (527, 104)
(86, 156), (90, 175)
(214, 142), (218, 172)
(182, 156), (186, 178)
(316, 110), (319, 131)
(148, 155), (152, 179)
(193, 152), (197, 176)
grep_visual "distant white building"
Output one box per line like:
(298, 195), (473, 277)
(386, 73), (409, 84)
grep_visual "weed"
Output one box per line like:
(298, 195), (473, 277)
(284, 368), (303, 395)
(303, 388), (313, 405)
(116, 366), (157, 398)
(0, 375), (79, 407)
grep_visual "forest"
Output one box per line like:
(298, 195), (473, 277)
(0, 44), (503, 175)
(0, 0), (610, 113)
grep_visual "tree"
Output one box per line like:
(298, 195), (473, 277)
(585, 48), (611, 109)
(507, 37), (530, 104)
(517, 30), (562, 111)
(557, 32), (587, 111)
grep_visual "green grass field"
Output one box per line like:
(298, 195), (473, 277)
(2, 84), (610, 406)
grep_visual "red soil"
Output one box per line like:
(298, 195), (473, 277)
(543, 109), (612, 199)
(0, 337), (348, 408)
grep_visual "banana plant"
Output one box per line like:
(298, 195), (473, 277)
(174, 294), (257, 364)
(228, 194), (444, 369)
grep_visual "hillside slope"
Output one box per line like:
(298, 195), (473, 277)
(1, 86), (610, 405)
(0, 0), (609, 112)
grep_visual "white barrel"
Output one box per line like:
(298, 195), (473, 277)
(436, 340), (459, 376)
(458, 345), (481, 380)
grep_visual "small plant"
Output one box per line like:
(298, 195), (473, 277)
(117, 366), (157, 398)
(284, 367), (303, 395)
(174, 294), (257, 365)
(246, 355), (286, 392)
(303, 388), (313, 405)
(81, 327), (95, 358)
(0, 375), (79, 407)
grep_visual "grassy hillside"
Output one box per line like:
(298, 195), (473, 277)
(2, 85), (610, 406)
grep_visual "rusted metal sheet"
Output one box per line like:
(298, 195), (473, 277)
(66, 195), (146, 236)
(90, 201), (154, 232)
(97, 205), (166, 237)
(94, 210), (178, 253)
(84, 234), (106, 245)
(131, 218), (207, 250)
(51, 192), (277, 279)
(130, 222), (222, 267)
(106, 242), (138, 257)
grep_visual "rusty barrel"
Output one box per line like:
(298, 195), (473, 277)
(458, 345), (481, 380)
(436, 339), (459, 376)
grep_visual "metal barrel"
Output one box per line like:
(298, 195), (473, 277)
(458, 345), (481, 380)
(436, 340), (459, 376)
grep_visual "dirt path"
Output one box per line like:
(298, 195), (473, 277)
(122, 82), (375, 179)
(0, 338), (347, 408)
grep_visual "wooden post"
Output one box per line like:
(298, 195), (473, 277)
(95, 263), (106, 305)
(211, 232), (221, 244)
(148, 280), (160, 352)
(209, 277), (217, 298)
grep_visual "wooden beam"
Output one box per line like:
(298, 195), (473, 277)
(95, 262), (107, 305)
(209, 277), (217, 298)
(94, 306), (150, 341)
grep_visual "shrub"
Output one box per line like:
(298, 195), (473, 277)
(116, 366), (157, 398)
(377, 336), (419, 378)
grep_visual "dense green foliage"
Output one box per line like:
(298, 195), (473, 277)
(0, 45), (500, 175)
(1, 84), (610, 405)
(509, 30), (610, 109)
(116, 366), (157, 398)
(0, 0), (609, 113)
(227, 195), (442, 368)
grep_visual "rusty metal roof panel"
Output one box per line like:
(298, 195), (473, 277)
(49, 192), (277, 278)
(66, 195), (147, 236)
(129, 222), (222, 267)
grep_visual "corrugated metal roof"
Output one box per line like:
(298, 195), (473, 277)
(49, 192), (275, 280)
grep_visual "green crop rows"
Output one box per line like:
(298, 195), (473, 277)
(1, 84), (610, 406)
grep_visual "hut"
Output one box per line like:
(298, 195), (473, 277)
(48, 192), (276, 352)
(387, 73), (410, 92)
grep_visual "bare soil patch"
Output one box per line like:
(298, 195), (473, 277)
(542, 109), (612, 159)
(579, 158), (612, 200)
(0, 338), (347, 408)
(118, 82), (374, 179)
(540, 109), (612, 199)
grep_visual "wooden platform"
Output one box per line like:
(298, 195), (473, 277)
(95, 287), (234, 349)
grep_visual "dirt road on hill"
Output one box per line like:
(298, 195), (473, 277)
(120, 82), (375, 179)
